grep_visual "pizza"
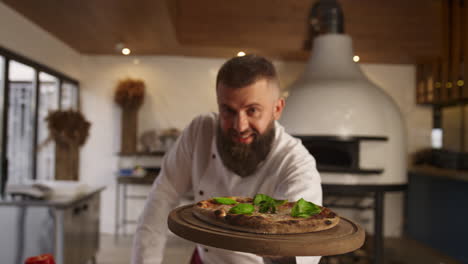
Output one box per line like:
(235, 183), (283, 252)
(193, 194), (339, 234)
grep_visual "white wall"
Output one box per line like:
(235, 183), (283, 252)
(361, 64), (432, 157)
(79, 56), (224, 233)
(0, 2), (81, 79)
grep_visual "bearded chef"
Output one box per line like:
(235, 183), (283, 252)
(131, 54), (322, 264)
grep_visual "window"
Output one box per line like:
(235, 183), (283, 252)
(61, 81), (78, 110)
(7, 60), (36, 184)
(0, 47), (79, 194)
(37, 72), (59, 181)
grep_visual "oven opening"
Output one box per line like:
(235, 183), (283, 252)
(296, 136), (386, 174)
(300, 138), (358, 172)
(313, 145), (352, 167)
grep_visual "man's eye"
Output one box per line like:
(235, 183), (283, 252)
(222, 108), (235, 115)
(247, 108), (259, 115)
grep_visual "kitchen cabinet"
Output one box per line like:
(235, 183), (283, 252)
(0, 187), (104, 264)
(62, 192), (100, 264)
(407, 166), (468, 263)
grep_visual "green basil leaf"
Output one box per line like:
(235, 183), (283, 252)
(291, 198), (322, 218)
(259, 202), (272, 213)
(274, 199), (288, 206)
(253, 194), (274, 205)
(295, 213), (312, 218)
(213, 197), (238, 205)
(254, 194), (287, 214)
(228, 203), (255, 215)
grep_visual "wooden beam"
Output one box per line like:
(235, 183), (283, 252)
(450, 0), (462, 100)
(463, 0), (468, 98)
(440, 0), (450, 102)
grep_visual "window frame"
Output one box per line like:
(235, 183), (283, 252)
(0, 46), (80, 190)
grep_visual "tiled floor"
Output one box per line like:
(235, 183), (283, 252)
(97, 232), (195, 264)
(96, 233), (461, 264)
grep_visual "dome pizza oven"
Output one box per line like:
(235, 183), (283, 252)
(280, 33), (407, 185)
(279, 1), (408, 262)
(280, 0), (406, 186)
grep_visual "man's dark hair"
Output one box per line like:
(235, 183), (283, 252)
(216, 54), (278, 89)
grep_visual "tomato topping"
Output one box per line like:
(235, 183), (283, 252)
(24, 254), (56, 264)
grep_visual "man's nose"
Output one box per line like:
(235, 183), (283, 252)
(233, 113), (249, 133)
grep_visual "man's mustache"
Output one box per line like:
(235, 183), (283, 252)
(228, 129), (258, 138)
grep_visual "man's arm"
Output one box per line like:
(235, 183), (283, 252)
(275, 149), (322, 205)
(131, 119), (199, 264)
(274, 142), (322, 264)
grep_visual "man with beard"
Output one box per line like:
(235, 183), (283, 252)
(132, 55), (322, 264)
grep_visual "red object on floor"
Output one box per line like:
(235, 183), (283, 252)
(190, 248), (203, 264)
(24, 254), (56, 264)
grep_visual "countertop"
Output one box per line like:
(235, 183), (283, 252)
(0, 186), (105, 209)
(409, 165), (468, 183)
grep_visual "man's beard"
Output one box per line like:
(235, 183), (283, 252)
(216, 121), (276, 177)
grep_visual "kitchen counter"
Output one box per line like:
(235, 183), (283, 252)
(0, 186), (105, 209)
(409, 164), (468, 183)
(0, 186), (105, 264)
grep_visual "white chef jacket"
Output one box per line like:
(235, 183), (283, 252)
(131, 112), (322, 264)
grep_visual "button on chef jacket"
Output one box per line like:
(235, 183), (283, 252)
(132, 113), (322, 264)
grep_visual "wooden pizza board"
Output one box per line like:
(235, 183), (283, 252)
(168, 204), (365, 257)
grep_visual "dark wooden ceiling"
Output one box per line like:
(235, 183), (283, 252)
(2, 0), (443, 63)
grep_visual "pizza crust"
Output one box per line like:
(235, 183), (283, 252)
(192, 196), (340, 234)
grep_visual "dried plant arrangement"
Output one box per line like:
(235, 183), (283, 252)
(44, 109), (91, 181)
(114, 78), (145, 109)
(46, 109), (91, 147)
(114, 78), (146, 153)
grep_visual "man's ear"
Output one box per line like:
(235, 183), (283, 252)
(273, 98), (285, 120)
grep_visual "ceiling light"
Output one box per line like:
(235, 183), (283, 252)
(237, 51), (246, 57)
(353, 55), (360, 62)
(115, 42), (131, 55)
(122, 48), (131, 55)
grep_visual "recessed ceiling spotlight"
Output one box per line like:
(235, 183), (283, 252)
(237, 51), (246, 57)
(122, 48), (131, 55)
(115, 42), (131, 55)
(353, 55), (360, 62)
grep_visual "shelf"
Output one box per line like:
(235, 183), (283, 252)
(295, 135), (388, 142)
(117, 151), (166, 157)
(318, 166), (384, 174)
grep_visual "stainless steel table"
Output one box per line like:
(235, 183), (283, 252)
(0, 187), (104, 264)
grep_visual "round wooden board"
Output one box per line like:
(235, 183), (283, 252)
(168, 204), (365, 257)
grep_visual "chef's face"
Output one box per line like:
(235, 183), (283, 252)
(217, 78), (285, 144)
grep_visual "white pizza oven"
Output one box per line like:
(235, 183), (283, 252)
(280, 33), (407, 186)
(280, 33), (407, 243)
(279, 2), (407, 259)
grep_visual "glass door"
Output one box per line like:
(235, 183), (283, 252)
(36, 72), (59, 181)
(7, 60), (37, 184)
